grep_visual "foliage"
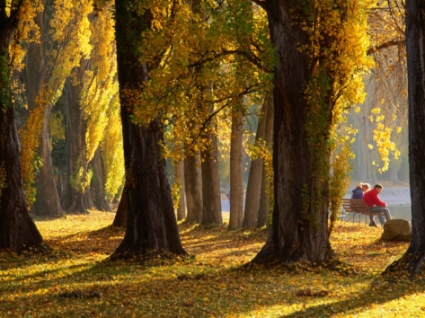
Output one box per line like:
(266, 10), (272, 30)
(9, 0), (43, 74)
(79, 0), (118, 164)
(296, 0), (374, 222)
(66, 0), (123, 197)
(17, 0), (92, 206)
(0, 54), (11, 110)
(18, 105), (44, 206)
(0, 211), (423, 316)
(365, 0), (406, 173)
(102, 94), (125, 201)
(328, 121), (356, 235)
(130, 0), (274, 161)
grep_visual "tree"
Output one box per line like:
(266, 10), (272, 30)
(243, 99), (268, 228)
(62, 2), (120, 213)
(111, 0), (186, 259)
(228, 101), (244, 229)
(200, 124), (223, 226)
(19, 0), (92, 217)
(184, 151), (203, 222)
(251, 0), (373, 264)
(384, 0), (425, 276)
(0, 0), (43, 253)
(256, 94), (273, 228)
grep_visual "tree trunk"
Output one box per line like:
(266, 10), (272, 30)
(201, 132), (223, 226)
(384, 0), (425, 276)
(112, 186), (127, 228)
(0, 104), (44, 253)
(243, 101), (268, 228)
(228, 105), (245, 229)
(111, 0), (186, 259)
(257, 95), (274, 228)
(252, 2), (331, 264)
(0, 10), (43, 252)
(90, 148), (111, 212)
(61, 79), (93, 213)
(31, 104), (63, 217)
(184, 152), (203, 222)
(22, 0), (62, 218)
(175, 159), (186, 221)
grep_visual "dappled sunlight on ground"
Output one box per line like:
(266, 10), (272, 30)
(0, 211), (422, 317)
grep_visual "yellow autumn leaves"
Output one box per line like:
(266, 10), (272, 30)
(1, 211), (422, 317)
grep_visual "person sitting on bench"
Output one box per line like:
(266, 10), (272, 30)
(363, 184), (392, 226)
(351, 183), (377, 226)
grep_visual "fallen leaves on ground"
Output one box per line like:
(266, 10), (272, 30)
(0, 211), (424, 317)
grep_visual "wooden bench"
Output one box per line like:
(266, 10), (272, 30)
(341, 198), (384, 224)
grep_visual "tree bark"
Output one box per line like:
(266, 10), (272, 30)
(228, 105), (244, 229)
(243, 101), (267, 228)
(201, 131), (223, 226)
(0, 9), (43, 251)
(111, 0), (186, 259)
(184, 152), (203, 222)
(25, 0), (62, 218)
(384, 0), (425, 276)
(175, 159), (186, 221)
(31, 104), (63, 217)
(90, 148), (111, 212)
(61, 78), (93, 214)
(112, 186), (127, 228)
(252, 1), (331, 264)
(257, 95), (274, 228)
(0, 105), (44, 253)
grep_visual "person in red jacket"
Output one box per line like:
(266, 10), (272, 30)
(363, 184), (392, 226)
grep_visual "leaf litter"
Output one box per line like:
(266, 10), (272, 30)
(0, 211), (424, 317)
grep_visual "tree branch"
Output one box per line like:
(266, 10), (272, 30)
(367, 38), (404, 55)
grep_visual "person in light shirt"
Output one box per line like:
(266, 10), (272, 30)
(362, 184), (392, 226)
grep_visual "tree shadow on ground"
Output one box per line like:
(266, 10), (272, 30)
(282, 275), (424, 317)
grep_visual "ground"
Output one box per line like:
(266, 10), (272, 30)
(0, 211), (423, 317)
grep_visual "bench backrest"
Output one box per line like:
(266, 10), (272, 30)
(342, 198), (370, 213)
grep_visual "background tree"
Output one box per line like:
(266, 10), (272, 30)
(384, 0), (425, 276)
(228, 99), (245, 229)
(19, 0), (92, 217)
(243, 98), (268, 228)
(0, 0), (43, 253)
(62, 2), (120, 213)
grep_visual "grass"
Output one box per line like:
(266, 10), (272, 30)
(0, 211), (424, 317)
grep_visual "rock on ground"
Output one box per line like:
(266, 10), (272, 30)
(380, 219), (412, 242)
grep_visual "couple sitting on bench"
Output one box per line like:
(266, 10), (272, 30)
(351, 183), (392, 227)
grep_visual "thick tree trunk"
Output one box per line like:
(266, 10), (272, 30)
(31, 105), (63, 217)
(184, 152), (203, 222)
(0, 7), (43, 252)
(385, 0), (425, 276)
(112, 186), (127, 228)
(228, 106), (244, 229)
(0, 97), (43, 253)
(243, 101), (268, 228)
(175, 159), (186, 221)
(111, 0), (186, 258)
(252, 2), (330, 264)
(257, 95), (274, 228)
(201, 132), (223, 226)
